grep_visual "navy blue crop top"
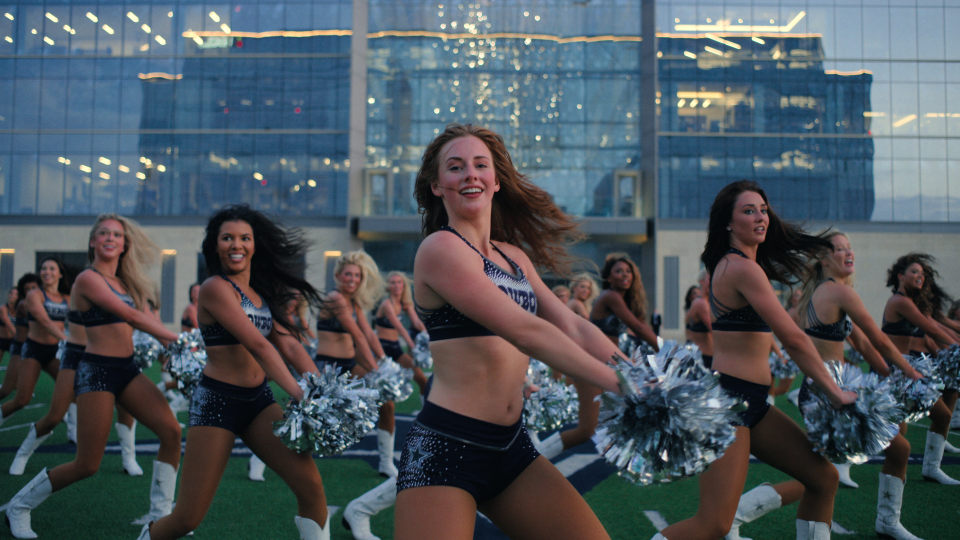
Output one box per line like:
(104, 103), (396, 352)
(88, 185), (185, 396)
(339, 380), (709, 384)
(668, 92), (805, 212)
(416, 226), (537, 341)
(316, 310), (352, 334)
(200, 275), (273, 347)
(881, 292), (925, 338)
(27, 291), (69, 323)
(67, 310), (84, 326)
(81, 271), (136, 327)
(591, 314), (626, 337)
(686, 320), (709, 333)
(803, 279), (852, 342)
(710, 248), (771, 333)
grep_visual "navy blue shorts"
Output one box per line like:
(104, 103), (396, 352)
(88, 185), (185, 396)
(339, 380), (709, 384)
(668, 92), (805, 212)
(397, 401), (539, 503)
(0, 338), (11, 355)
(59, 343), (86, 371)
(189, 374), (275, 434)
(21, 338), (60, 368)
(75, 353), (140, 396)
(9, 340), (23, 356)
(314, 353), (355, 373)
(702, 354), (713, 370)
(380, 338), (404, 361)
(719, 373), (771, 429)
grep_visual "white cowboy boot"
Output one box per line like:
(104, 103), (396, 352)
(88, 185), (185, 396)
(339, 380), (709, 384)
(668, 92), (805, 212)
(294, 514), (330, 540)
(834, 462), (858, 489)
(921, 432), (960, 485)
(534, 432), (564, 460)
(725, 483), (781, 540)
(342, 477), (397, 540)
(4, 468), (53, 539)
(796, 519), (830, 540)
(131, 461), (178, 525)
(9, 425), (51, 476)
(117, 421), (144, 476)
(875, 473), (922, 540)
(248, 454), (266, 482)
(376, 429), (398, 478)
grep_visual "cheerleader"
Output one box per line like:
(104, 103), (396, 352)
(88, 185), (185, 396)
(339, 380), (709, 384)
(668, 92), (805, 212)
(0, 259), (70, 426)
(8, 281), (143, 477)
(0, 285), (21, 399)
(882, 254), (959, 485)
(139, 205), (329, 540)
(536, 253), (659, 460)
(653, 181), (856, 540)
(3, 215), (181, 539)
(374, 271), (428, 395)
(551, 285), (571, 305)
(566, 273), (599, 320)
(725, 231), (924, 540)
(684, 270), (713, 368)
(393, 123), (623, 539)
(0, 276), (41, 403)
(180, 284), (199, 332)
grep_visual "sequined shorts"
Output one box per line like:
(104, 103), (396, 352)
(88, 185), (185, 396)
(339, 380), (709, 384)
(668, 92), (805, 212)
(719, 373), (771, 429)
(9, 340), (23, 356)
(189, 374), (275, 434)
(397, 401), (540, 503)
(379, 338), (404, 361)
(59, 343), (86, 371)
(314, 353), (355, 374)
(75, 353), (140, 396)
(21, 338), (60, 368)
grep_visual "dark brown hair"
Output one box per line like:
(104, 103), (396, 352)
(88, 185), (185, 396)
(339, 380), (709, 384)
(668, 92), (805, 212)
(887, 253), (940, 316)
(414, 123), (583, 275)
(701, 180), (831, 285)
(600, 253), (647, 322)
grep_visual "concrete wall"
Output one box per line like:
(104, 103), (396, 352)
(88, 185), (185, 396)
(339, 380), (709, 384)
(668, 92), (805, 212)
(0, 224), (353, 330)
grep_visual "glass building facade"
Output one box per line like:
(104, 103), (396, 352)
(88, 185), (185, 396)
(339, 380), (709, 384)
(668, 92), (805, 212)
(0, 0), (958, 223)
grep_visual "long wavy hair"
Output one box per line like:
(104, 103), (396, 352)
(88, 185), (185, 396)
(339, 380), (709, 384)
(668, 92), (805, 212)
(600, 253), (647, 322)
(414, 123), (583, 275)
(795, 230), (850, 329)
(333, 250), (384, 313)
(385, 271), (413, 310)
(701, 180), (832, 284)
(87, 214), (159, 311)
(39, 257), (72, 296)
(568, 272), (600, 308)
(201, 204), (321, 338)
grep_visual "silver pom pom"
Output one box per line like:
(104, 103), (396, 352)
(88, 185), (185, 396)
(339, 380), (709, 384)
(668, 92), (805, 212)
(618, 332), (637, 358)
(524, 359), (578, 432)
(273, 365), (381, 455)
(412, 332), (432, 370)
(888, 353), (944, 423)
(165, 330), (208, 398)
(933, 345), (960, 391)
(55, 340), (67, 362)
(302, 338), (318, 360)
(364, 356), (414, 404)
(133, 330), (163, 370)
(769, 349), (799, 379)
(593, 340), (742, 485)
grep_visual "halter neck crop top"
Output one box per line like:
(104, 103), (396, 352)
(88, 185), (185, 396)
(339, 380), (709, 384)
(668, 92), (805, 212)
(81, 271), (136, 327)
(709, 248), (771, 333)
(416, 226), (537, 341)
(686, 320), (709, 333)
(27, 290), (69, 323)
(881, 293), (924, 338)
(591, 314), (626, 337)
(316, 308), (353, 334)
(803, 279), (852, 342)
(200, 275), (273, 346)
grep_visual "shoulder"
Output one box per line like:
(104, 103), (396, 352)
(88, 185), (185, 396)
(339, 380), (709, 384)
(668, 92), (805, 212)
(199, 275), (236, 300)
(715, 252), (762, 281)
(25, 288), (43, 301)
(492, 241), (536, 273)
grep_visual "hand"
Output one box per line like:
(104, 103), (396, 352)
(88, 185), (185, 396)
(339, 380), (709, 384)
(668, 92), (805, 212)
(829, 389), (858, 409)
(906, 367), (924, 381)
(523, 383), (539, 399)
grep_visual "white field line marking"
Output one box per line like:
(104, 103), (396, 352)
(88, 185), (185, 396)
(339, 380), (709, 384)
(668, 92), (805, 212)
(555, 453), (602, 477)
(644, 510), (669, 531)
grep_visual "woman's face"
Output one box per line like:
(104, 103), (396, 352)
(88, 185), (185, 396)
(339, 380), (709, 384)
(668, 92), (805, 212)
(432, 135), (499, 219)
(23, 282), (40, 298)
(728, 190), (769, 247)
(387, 275), (405, 297)
(609, 261), (633, 292)
(337, 264), (362, 295)
(554, 288), (571, 304)
(39, 260), (62, 288)
(573, 280), (592, 301)
(7, 288), (18, 305)
(189, 285), (200, 304)
(91, 219), (126, 262)
(217, 220), (255, 275)
(825, 235), (854, 278)
(899, 262), (924, 292)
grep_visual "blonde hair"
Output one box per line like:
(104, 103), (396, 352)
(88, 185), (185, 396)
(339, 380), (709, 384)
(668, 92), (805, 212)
(568, 272), (600, 308)
(796, 230), (849, 329)
(385, 271), (414, 310)
(334, 250), (384, 312)
(87, 214), (159, 311)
